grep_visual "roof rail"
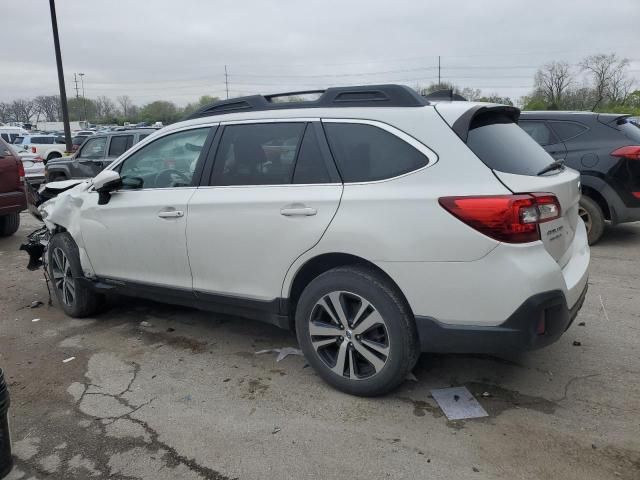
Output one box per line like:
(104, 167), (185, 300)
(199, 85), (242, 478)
(184, 84), (429, 120)
(423, 89), (468, 102)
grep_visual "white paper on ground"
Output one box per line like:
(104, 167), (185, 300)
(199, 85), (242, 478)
(430, 386), (488, 420)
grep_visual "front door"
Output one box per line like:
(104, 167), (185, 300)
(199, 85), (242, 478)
(72, 136), (108, 178)
(187, 121), (343, 302)
(79, 127), (213, 288)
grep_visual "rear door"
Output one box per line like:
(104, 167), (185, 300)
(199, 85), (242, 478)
(461, 109), (580, 266)
(187, 121), (342, 302)
(520, 120), (567, 161)
(105, 134), (135, 168)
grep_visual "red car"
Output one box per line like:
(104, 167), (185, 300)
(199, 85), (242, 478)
(0, 137), (27, 236)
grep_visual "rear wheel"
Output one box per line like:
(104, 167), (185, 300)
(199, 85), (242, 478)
(48, 233), (101, 317)
(0, 213), (20, 237)
(579, 195), (605, 245)
(296, 266), (418, 396)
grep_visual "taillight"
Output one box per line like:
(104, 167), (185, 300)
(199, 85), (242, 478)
(17, 160), (25, 183)
(632, 192), (640, 199)
(438, 193), (562, 243)
(31, 146), (36, 153)
(611, 145), (640, 160)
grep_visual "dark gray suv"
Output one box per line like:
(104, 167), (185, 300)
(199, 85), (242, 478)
(45, 129), (156, 182)
(520, 111), (640, 244)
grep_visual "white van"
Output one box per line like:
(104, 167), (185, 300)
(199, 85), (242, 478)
(0, 126), (29, 144)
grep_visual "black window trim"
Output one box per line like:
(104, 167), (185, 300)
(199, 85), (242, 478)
(101, 125), (218, 192)
(547, 120), (590, 142)
(203, 119), (341, 187)
(320, 118), (437, 184)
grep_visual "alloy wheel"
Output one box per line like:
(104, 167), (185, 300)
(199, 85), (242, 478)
(578, 206), (592, 235)
(51, 247), (75, 306)
(309, 291), (390, 380)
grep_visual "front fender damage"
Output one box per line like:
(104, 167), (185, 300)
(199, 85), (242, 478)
(21, 180), (96, 277)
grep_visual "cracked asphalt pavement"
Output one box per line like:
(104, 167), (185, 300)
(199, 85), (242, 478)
(2, 213), (640, 479)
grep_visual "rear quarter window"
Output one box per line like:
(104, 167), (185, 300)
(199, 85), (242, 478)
(467, 113), (552, 176)
(549, 121), (588, 142)
(323, 122), (428, 182)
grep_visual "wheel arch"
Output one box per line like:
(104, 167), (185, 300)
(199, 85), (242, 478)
(285, 252), (413, 328)
(581, 185), (610, 221)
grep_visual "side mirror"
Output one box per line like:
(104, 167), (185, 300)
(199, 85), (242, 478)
(93, 170), (121, 205)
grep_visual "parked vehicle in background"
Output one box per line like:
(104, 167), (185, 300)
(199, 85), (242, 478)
(74, 131), (94, 137)
(520, 111), (640, 244)
(31, 85), (589, 396)
(0, 137), (26, 236)
(12, 134), (67, 162)
(0, 126), (29, 145)
(19, 152), (45, 186)
(45, 128), (156, 181)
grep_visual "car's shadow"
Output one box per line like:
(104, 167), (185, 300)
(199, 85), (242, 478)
(595, 222), (640, 247)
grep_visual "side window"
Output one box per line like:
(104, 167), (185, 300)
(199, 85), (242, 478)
(549, 121), (588, 142)
(118, 127), (210, 189)
(323, 123), (428, 182)
(0, 134), (8, 142)
(212, 123), (305, 186)
(108, 135), (134, 157)
(293, 126), (331, 184)
(78, 137), (107, 159)
(138, 134), (150, 141)
(519, 121), (556, 146)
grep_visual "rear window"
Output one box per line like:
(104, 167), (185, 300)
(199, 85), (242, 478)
(549, 121), (588, 142)
(323, 123), (428, 182)
(617, 118), (640, 143)
(466, 113), (553, 176)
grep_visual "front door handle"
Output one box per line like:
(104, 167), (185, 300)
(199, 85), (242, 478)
(280, 206), (317, 216)
(158, 210), (184, 218)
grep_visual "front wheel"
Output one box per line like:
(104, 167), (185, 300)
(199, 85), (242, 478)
(579, 195), (605, 245)
(295, 266), (419, 396)
(48, 233), (101, 317)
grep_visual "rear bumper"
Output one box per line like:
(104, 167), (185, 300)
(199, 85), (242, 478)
(0, 190), (27, 215)
(415, 282), (588, 353)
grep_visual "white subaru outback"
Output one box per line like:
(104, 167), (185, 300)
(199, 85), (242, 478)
(29, 85), (589, 396)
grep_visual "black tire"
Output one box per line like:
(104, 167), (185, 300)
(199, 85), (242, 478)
(0, 213), (20, 237)
(295, 265), (419, 397)
(47, 232), (101, 317)
(579, 195), (605, 245)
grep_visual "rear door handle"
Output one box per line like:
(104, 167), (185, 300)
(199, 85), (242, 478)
(158, 210), (184, 218)
(280, 206), (317, 216)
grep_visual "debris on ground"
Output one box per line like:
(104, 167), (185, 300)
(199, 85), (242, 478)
(573, 341), (582, 346)
(599, 295), (610, 322)
(62, 357), (76, 363)
(406, 372), (418, 382)
(31, 318), (40, 323)
(139, 321), (152, 328)
(578, 322), (586, 326)
(272, 426), (281, 434)
(481, 391), (491, 398)
(255, 347), (303, 362)
(223, 378), (231, 382)
(166, 327), (175, 332)
(30, 300), (43, 308)
(430, 387), (489, 420)
(473, 467), (480, 472)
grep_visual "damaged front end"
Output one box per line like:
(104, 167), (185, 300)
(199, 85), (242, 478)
(20, 179), (88, 271)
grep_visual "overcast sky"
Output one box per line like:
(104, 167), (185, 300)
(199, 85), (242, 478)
(2, 0), (639, 106)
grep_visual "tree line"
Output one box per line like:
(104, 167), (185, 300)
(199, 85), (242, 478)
(1, 52), (638, 127)
(0, 94), (219, 126)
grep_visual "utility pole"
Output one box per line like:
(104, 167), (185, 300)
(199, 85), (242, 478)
(73, 73), (80, 99)
(438, 56), (441, 86)
(79, 73), (87, 124)
(48, 0), (72, 153)
(224, 65), (229, 99)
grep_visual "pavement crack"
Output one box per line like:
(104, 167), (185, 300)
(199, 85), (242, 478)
(555, 374), (601, 402)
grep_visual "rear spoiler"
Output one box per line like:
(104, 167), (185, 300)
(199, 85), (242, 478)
(597, 113), (631, 126)
(451, 105), (520, 143)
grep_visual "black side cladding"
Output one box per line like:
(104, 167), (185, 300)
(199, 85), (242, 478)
(184, 84), (429, 120)
(0, 369), (12, 479)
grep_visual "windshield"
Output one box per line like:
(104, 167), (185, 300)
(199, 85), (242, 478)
(466, 114), (553, 176)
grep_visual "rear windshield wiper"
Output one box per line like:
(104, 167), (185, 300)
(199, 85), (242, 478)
(537, 159), (565, 176)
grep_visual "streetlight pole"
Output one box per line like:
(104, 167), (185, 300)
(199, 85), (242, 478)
(48, 0), (72, 153)
(79, 72), (87, 125)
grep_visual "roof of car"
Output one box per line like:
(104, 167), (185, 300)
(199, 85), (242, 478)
(90, 129), (156, 138)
